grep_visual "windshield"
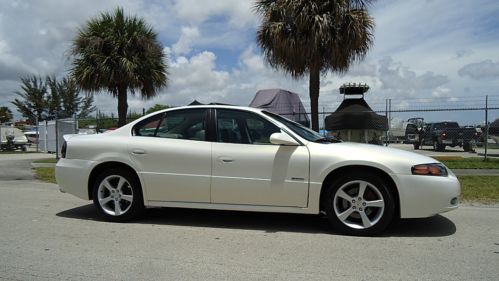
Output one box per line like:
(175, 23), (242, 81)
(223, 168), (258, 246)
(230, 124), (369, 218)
(262, 111), (324, 142)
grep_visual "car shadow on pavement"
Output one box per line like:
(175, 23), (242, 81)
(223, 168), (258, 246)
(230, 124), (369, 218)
(56, 204), (456, 237)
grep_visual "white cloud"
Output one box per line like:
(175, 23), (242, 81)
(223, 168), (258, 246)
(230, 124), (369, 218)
(239, 46), (266, 73)
(172, 26), (200, 56)
(458, 60), (499, 80)
(173, 0), (256, 28)
(0, 40), (35, 79)
(1, 0), (498, 126)
(378, 57), (449, 93)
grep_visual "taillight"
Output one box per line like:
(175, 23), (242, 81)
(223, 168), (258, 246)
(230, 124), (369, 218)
(61, 141), (67, 158)
(441, 132), (446, 139)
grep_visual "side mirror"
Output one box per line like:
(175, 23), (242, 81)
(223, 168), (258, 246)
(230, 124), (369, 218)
(270, 132), (299, 146)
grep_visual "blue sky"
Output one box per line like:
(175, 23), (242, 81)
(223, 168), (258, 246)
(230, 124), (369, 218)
(1, 0), (499, 126)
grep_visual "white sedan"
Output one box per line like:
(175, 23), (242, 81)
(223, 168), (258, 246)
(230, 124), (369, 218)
(56, 105), (460, 235)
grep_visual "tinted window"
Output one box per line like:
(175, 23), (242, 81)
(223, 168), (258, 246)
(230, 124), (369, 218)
(134, 109), (207, 141)
(434, 122), (459, 129)
(134, 113), (163, 137)
(216, 109), (280, 144)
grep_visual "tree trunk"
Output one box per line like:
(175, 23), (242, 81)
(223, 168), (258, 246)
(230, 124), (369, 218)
(309, 65), (321, 132)
(117, 84), (128, 127)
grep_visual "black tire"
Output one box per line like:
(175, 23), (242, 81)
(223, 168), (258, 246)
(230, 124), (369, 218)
(92, 168), (144, 222)
(433, 140), (444, 152)
(324, 172), (395, 236)
(413, 143), (420, 150)
(463, 142), (471, 152)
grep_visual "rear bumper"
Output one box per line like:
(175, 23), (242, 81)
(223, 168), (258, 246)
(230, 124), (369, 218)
(55, 158), (95, 200)
(441, 140), (463, 146)
(395, 172), (460, 218)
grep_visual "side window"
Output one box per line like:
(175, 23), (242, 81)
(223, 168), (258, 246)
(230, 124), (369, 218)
(134, 109), (207, 141)
(134, 113), (163, 137)
(217, 111), (245, 144)
(216, 109), (280, 144)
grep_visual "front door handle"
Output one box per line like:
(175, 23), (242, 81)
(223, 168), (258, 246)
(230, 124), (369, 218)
(218, 157), (233, 164)
(132, 149), (146, 155)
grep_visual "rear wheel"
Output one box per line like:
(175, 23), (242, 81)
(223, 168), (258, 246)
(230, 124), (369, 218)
(463, 142), (471, 152)
(433, 140), (444, 151)
(92, 169), (144, 222)
(324, 172), (395, 236)
(413, 143), (420, 150)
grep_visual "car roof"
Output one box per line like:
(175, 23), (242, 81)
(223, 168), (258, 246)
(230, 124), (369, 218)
(113, 105), (268, 135)
(167, 105), (265, 113)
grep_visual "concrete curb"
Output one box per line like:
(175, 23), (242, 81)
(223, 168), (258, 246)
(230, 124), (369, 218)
(31, 163), (56, 168)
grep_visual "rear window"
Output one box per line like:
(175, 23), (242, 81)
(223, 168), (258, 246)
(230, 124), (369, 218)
(434, 122), (459, 129)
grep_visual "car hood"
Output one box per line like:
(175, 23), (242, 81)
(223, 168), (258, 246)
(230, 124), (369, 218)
(306, 142), (443, 175)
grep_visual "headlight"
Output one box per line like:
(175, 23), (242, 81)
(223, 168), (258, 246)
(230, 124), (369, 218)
(411, 163), (448, 177)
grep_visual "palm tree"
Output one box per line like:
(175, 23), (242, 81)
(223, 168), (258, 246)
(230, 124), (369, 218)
(255, 0), (375, 131)
(0, 106), (13, 124)
(70, 7), (168, 127)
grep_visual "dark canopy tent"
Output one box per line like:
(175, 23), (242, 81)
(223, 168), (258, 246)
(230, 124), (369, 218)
(490, 118), (499, 143)
(188, 100), (204, 105)
(188, 100), (231, 106)
(249, 89), (310, 126)
(325, 98), (388, 131)
(325, 83), (387, 144)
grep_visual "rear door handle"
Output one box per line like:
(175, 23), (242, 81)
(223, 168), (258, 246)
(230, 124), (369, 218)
(132, 149), (146, 155)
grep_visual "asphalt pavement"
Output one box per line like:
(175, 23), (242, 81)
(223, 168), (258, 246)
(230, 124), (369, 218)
(0, 153), (498, 280)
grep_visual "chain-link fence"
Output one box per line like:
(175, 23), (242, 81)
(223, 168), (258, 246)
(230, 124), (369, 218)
(16, 94), (498, 158)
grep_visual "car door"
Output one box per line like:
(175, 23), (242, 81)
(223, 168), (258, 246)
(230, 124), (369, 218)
(129, 108), (211, 203)
(211, 109), (310, 207)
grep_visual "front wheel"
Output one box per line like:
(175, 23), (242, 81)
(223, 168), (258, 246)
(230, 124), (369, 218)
(324, 173), (395, 236)
(92, 169), (144, 222)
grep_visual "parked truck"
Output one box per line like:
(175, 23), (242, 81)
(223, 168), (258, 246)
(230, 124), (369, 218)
(409, 121), (478, 152)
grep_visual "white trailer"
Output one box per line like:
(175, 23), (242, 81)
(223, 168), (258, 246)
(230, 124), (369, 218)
(38, 119), (77, 154)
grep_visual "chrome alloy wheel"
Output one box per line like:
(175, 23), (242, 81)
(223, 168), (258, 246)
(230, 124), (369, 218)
(333, 180), (385, 229)
(97, 175), (134, 216)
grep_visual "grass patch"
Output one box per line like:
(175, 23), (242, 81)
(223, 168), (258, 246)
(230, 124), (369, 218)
(34, 167), (57, 184)
(433, 156), (499, 169)
(458, 176), (499, 203)
(33, 158), (58, 164)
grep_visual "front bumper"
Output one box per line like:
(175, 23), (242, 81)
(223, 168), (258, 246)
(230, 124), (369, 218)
(394, 172), (460, 218)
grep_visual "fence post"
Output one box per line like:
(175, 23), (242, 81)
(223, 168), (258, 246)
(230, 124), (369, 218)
(323, 106), (326, 136)
(55, 118), (59, 159)
(484, 95), (488, 161)
(35, 116), (39, 152)
(96, 110), (99, 133)
(385, 99), (388, 146)
(45, 120), (48, 153)
(74, 113), (77, 134)
(389, 99), (392, 144)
